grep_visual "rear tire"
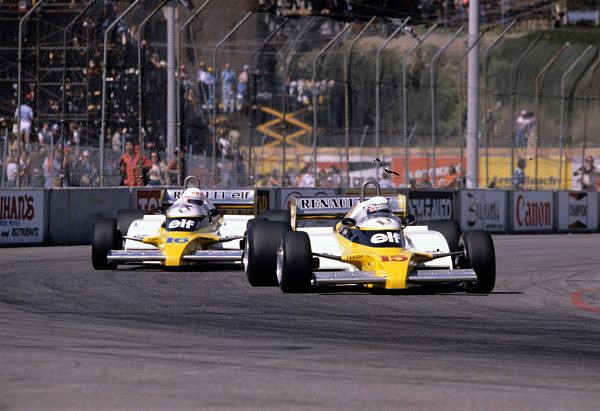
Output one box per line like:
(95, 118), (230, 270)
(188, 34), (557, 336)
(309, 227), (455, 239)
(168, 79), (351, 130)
(244, 220), (291, 286)
(426, 219), (462, 252)
(461, 230), (496, 294)
(116, 209), (147, 237)
(277, 231), (313, 293)
(92, 218), (120, 270)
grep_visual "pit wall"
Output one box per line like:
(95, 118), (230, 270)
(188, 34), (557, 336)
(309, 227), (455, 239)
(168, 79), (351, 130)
(0, 187), (597, 246)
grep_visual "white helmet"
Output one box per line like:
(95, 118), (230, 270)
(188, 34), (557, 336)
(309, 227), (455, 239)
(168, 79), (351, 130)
(363, 196), (391, 215)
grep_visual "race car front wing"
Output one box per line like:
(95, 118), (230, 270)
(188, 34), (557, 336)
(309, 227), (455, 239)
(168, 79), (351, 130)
(311, 268), (477, 286)
(107, 249), (243, 263)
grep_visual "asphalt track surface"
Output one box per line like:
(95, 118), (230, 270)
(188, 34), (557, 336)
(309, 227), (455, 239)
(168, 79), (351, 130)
(1, 235), (600, 410)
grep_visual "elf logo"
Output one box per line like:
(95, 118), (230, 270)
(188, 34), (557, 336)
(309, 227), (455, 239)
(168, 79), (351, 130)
(168, 218), (196, 230)
(370, 232), (402, 244)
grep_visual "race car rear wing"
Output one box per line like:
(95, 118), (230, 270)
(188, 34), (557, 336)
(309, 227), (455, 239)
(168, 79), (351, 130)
(161, 188), (255, 212)
(289, 194), (407, 228)
(290, 194), (407, 217)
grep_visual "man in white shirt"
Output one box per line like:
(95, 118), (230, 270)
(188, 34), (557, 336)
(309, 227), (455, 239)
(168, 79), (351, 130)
(15, 101), (34, 143)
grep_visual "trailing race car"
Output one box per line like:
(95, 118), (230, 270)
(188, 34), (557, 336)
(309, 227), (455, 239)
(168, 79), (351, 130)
(244, 180), (495, 293)
(92, 176), (255, 269)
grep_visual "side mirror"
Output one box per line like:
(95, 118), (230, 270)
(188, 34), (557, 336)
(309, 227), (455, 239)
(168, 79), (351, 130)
(342, 217), (356, 227)
(403, 214), (416, 226)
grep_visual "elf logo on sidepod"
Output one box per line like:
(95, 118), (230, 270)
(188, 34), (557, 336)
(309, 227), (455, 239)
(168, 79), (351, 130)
(370, 232), (402, 244)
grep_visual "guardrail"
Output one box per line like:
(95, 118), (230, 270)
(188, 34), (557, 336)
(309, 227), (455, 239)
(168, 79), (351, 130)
(1, 187), (598, 246)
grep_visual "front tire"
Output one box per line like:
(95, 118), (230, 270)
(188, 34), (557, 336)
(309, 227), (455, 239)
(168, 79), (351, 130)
(244, 220), (291, 286)
(461, 230), (496, 293)
(426, 219), (462, 252)
(116, 209), (147, 237)
(277, 231), (313, 293)
(92, 218), (120, 270)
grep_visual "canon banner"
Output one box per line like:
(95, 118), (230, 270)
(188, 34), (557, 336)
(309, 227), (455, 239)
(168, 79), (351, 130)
(0, 190), (45, 244)
(460, 190), (506, 232)
(407, 190), (454, 222)
(511, 191), (554, 232)
(557, 191), (598, 231)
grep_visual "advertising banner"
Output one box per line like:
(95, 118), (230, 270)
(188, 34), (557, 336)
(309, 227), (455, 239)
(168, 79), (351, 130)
(511, 191), (554, 232)
(460, 190), (506, 232)
(0, 190), (45, 244)
(557, 191), (598, 231)
(135, 189), (162, 211)
(407, 190), (454, 222)
(278, 188), (338, 209)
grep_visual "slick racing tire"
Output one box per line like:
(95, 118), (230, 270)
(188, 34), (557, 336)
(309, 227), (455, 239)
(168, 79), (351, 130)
(92, 218), (120, 270)
(277, 231), (313, 293)
(257, 209), (291, 224)
(461, 230), (496, 294)
(116, 209), (147, 237)
(244, 220), (291, 286)
(426, 219), (462, 252)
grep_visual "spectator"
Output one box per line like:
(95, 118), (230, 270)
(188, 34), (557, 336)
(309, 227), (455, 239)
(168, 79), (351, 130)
(118, 138), (151, 187)
(70, 122), (81, 148)
(42, 146), (61, 188)
(298, 165), (315, 187)
(38, 123), (52, 146)
(50, 124), (60, 145)
(221, 63), (236, 114)
(513, 157), (527, 190)
(197, 62), (210, 107)
(5, 152), (18, 188)
(439, 165), (459, 189)
(573, 155), (599, 191)
(199, 66), (215, 108)
(419, 172), (432, 188)
(236, 64), (249, 111)
(148, 151), (162, 186)
(14, 99), (33, 144)
(514, 110), (528, 148)
(112, 127), (124, 152)
(75, 150), (98, 187)
(166, 148), (186, 185)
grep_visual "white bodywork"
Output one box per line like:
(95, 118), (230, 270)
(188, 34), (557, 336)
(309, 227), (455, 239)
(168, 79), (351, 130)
(123, 214), (252, 250)
(300, 224), (453, 271)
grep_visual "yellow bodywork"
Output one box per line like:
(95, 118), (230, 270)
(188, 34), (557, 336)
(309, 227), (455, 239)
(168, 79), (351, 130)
(142, 224), (221, 267)
(334, 222), (439, 290)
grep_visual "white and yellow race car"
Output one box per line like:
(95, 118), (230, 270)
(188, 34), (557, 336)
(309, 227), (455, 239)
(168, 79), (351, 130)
(92, 177), (255, 269)
(244, 180), (495, 293)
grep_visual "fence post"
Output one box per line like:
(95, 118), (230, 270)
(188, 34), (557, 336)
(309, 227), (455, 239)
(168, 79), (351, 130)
(482, 20), (515, 187)
(534, 43), (569, 189)
(457, 27), (488, 186)
(508, 34), (542, 190)
(249, 19), (288, 186)
(344, 16), (376, 188)
(61, 1), (97, 187)
(312, 23), (350, 184)
(375, 19), (410, 179)
(17, 0), (48, 188)
(402, 24), (437, 185)
(559, 45), (595, 189)
(281, 17), (316, 186)
(176, 0), (213, 186)
(212, 12), (253, 185)
(100, 0), (143, 187)
(138, 0), (169, 175)
(430, 27), (463, 188)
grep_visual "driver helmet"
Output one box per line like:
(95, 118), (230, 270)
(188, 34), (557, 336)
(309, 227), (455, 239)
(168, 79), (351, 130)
(179, 188), (205, 206)
(363, 196), (391, 215)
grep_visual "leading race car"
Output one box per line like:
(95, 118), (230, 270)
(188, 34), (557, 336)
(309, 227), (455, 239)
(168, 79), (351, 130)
(244, 180), (495, 293)
(92, 176), (255, 269)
